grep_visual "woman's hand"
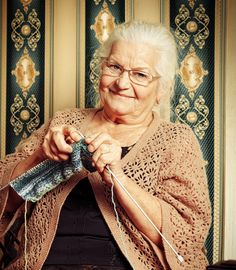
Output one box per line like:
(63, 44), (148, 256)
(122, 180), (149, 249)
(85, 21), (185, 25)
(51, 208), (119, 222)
(42, 125), (82, 161)
(85, 133), (124, 186)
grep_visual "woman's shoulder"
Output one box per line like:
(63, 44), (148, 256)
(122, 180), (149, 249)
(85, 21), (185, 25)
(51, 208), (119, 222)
(153, 119), (198, 147)
(153, 120), (203, 159)
(156, 120), (193, 138)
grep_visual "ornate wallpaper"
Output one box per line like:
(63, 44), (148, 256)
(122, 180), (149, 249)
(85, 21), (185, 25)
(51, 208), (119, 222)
(4, 0), (45, 154)
(0, 0), (223, 265)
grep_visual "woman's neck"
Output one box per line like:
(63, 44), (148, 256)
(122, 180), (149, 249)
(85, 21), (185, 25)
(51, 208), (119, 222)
(101, 108), (153, 128)
(86, 109), (154, 146)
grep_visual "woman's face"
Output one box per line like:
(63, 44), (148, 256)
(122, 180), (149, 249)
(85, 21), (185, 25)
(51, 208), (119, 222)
(99, 40), (160, 121)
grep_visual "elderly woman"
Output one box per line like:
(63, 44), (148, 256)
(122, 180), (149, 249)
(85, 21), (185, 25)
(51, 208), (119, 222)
(0, 21), (211, 270)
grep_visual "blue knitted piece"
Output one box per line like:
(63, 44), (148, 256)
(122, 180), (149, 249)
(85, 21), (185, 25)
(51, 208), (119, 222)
(10, 139), (94, 202)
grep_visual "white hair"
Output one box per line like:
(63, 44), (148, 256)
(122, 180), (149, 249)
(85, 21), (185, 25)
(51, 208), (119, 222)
(96, 21), (178, 101)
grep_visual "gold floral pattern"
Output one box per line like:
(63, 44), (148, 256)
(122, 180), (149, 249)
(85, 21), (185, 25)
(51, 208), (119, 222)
(175, 4), (210, 49)
(11, 9), (25, 51)
(27, 9), (41, 51)
(175, 95), (190, 124)
(175, 5), (190, 49)
(10, 94), (24, 135)
(94, 0), (117, 5)
(11, 47), (40, 98)
(11, 9), (41, 51)
(90, 1), (116, 43)
(175, 94), (209, 140)
(10, 94), (40, 136)
(20, 0), (32, 13)
(188, 0), (196, 9)
(179, 45), (208, 99)
(194, 4), (210, 49)
(89, 50), (100, 98)
(194, 95), (209, 139)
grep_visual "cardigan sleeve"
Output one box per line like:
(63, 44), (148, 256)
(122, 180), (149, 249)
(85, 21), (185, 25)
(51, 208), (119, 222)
(0, 122), (50, 238)
(156, 124), (212, 270)
(0, 108), (89, 237)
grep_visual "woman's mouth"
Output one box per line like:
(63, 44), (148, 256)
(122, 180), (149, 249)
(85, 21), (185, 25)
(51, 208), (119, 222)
(110, 89), (134, 99)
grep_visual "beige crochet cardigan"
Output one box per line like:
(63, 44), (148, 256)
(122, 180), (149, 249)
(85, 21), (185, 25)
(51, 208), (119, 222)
(0, 108), (211, 270)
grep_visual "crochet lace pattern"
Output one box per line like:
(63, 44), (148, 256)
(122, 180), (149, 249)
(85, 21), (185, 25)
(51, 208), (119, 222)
(0, 108), (212, 270)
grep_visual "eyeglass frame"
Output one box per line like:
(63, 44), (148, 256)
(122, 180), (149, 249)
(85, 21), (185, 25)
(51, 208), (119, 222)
(101, 59), (161, 87)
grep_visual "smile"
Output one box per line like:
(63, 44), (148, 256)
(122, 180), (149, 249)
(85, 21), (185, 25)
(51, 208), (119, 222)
(110, 89), (135, 99)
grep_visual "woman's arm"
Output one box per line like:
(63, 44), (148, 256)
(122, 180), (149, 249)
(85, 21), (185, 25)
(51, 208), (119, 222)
(109, 172), (162, 244)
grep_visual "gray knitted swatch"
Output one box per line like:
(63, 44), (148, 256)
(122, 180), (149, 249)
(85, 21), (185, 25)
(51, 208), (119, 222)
(10, 139), (94, 202)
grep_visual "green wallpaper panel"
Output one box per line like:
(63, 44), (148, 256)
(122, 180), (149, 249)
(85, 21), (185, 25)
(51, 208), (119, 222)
(6, 0), (45, 154)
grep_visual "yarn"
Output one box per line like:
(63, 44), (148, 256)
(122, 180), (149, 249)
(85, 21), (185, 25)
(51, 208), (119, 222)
(10, 139), (93, 202)
(109, 171), (128, 259)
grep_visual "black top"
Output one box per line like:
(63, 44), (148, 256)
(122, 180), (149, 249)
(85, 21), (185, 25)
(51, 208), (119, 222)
(43, 147), (133, 269)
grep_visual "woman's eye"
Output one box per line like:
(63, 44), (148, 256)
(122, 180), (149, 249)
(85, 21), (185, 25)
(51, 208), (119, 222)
(133, 71), (149, 79)
(109, 64), (122, 72)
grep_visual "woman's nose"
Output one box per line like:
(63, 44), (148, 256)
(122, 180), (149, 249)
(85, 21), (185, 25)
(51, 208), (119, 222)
(115, 71), (131, 89)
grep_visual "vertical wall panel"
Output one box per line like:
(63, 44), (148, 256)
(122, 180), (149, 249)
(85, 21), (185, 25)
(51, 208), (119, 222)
(5, 0), (45, 154)
(53, 0), (77, 113)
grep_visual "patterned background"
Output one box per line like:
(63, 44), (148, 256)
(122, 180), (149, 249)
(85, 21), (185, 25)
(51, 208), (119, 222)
(6, 0), (45, 154)
(0, 0), (223, 265)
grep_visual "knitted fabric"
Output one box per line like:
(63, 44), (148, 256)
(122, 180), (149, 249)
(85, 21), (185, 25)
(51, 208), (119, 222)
(0, 108), (212, 270)
(10, 139), (93, 202)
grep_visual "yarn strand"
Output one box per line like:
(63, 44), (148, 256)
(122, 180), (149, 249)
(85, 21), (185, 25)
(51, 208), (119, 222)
(110, 173), (128, 258)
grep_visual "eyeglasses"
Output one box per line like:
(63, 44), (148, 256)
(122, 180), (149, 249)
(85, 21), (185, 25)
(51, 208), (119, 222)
(102, 60), (160, 87)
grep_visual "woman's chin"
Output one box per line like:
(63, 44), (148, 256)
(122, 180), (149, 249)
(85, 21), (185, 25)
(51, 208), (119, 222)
(105, 104), (134, 117)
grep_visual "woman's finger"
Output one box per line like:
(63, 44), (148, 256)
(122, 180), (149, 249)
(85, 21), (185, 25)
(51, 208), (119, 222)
(92, 143), (111, 164)
(42, 136), (55, 160)
(95, 151), (121, 173)
(64, 126), (83, 142)
(42, 125), (74, 161)
(86, 133), (112, 152)
(52, 130), (72, 154)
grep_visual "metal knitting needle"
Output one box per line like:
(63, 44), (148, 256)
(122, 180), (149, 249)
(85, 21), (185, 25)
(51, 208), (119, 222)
(78, 130), (184, 263)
